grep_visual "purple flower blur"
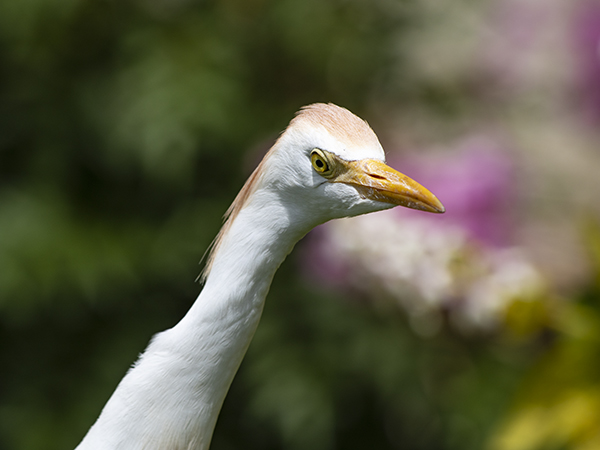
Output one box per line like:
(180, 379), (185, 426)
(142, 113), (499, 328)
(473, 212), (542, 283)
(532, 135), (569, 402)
(573, 0), (600, 123)
(392, 136), (516, 248)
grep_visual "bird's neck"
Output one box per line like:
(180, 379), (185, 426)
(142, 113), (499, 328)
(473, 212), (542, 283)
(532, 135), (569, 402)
(180, 193), (304, 385)
(170, 193), (307, 445)
(192, 194), (304, 322)
(77, 191), (308, 450)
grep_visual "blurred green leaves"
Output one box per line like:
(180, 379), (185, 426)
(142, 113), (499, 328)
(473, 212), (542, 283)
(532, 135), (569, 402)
(490, 222), (600, 450)
(84, 23), (247, 183)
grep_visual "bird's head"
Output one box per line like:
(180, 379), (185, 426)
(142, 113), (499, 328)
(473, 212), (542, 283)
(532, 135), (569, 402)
(257, 103), (445, 226)
(201, 103), (444, 282)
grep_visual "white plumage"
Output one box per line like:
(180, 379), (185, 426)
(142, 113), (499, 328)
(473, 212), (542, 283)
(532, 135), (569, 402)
(76, 103), (444, 450)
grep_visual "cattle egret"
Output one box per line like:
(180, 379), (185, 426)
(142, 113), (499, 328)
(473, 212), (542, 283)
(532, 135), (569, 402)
(76, 103), (444, 450)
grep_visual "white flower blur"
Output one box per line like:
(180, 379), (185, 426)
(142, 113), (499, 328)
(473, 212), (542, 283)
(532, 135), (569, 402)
(312, 210), (545, 335)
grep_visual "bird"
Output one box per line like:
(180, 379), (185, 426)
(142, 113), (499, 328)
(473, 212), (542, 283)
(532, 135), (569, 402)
(75, 103), (445, 450)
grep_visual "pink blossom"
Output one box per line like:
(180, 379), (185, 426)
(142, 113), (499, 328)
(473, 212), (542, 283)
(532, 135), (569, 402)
(392, 137), (516, 248)
(572, 0), (600, 123)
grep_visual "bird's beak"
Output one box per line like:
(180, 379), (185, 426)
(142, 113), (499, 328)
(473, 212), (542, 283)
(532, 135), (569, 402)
(335, 159), (445, 213)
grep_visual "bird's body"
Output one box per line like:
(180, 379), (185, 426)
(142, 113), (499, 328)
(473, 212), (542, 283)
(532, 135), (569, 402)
(76, 104), (444, 450)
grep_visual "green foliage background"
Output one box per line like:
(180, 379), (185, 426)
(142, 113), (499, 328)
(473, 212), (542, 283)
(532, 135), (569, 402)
(1, 1), (599, 449)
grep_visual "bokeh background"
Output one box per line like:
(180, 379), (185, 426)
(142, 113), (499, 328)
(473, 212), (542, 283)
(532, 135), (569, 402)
(1, 0), (600, 449)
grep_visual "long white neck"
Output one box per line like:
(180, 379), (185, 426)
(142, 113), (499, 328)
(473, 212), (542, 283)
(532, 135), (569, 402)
(76, 189), (308, 450)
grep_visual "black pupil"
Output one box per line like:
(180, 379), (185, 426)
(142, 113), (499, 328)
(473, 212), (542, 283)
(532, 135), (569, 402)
(316, 159), (324, 168)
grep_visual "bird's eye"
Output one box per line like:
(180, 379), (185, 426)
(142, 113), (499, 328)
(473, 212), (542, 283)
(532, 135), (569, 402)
(310, 149), (333, 177)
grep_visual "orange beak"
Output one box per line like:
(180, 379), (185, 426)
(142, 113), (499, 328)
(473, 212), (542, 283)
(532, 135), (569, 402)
(335, 159), (445, 214)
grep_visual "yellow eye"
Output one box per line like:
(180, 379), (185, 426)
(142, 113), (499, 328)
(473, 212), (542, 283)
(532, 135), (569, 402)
(310, 149), (333, 177)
